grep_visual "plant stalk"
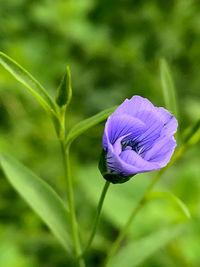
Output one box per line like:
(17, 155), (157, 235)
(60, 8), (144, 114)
(60, 141), (85, 267)
(83, 180), (110, 254)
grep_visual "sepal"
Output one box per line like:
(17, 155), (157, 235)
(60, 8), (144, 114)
(98, 150), (130, 184)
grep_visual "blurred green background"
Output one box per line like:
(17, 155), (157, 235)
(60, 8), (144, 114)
(0, 0), (200, 266)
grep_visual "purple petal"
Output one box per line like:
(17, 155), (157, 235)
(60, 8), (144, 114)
(106, 144), (160, 177)
(112, 135), (126, 155)
(144, 136), (176, 167)
(120, 149), (160, 173)
(103, 114), (145, 150)
(113, 95), (155, 120)
(156, 107), (178, 137)
(106, 143), (140, 177)
(113, 95), (164, 134)
(136, 113), (163, 146)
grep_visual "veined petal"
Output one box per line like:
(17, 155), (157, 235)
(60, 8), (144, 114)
(113, 135), (127, 155)
(156, 107), (178, 137)
(136, 113), (163, 145)
(106, 144), (160, 177)
(103, 114), (145, 150)
(113, 95), (164, 132)
(106, 143), (140, 177)
(113, 95), (155, 119)
(144, 136), (177, 167)
(132, 111), (164, 156)
(120, 149), (160, 173)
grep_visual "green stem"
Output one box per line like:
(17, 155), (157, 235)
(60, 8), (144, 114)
(83, 180), (110, 254)
(60, 142), (85, 267)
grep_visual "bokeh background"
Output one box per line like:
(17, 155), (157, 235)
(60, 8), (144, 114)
(0, 0), (200, 266)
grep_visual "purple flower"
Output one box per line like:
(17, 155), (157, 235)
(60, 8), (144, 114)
(99, 95), (178, 184)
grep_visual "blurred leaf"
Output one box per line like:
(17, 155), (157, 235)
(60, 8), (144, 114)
(66, 106), (117, 147)
(182, 119), (200, 144)
(78, 164), (149, 228)
(170, 118), (200, 164)
(0, 240), (35, 267)
(0, 152), (72, 253)
(0, 51), (57, 115)
(56, 66), (72, 108)
(108, 225), (184, 267)
(146, 191), (191, 220)
(160, 58), (178, 119)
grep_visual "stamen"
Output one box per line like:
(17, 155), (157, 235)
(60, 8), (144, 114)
(121, 140), (140, 154)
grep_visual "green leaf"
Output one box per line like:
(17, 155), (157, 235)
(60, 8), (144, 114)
(0, 51), (57, 115)
(66, 106), (117, 147)
(145, 191), (191, 219)
(0, 152), (72, 252)
(160, 58), (178, 119)
(108, 225), (184, 267)
(56, 66), (72, 108)
(182, 119), (200, 144)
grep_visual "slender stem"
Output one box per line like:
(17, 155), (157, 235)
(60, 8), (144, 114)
(60, 142), (85, 267)
(83, 180), (110, 254)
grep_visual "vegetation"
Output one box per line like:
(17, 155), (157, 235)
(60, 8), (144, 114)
(0, 1), (200, 266)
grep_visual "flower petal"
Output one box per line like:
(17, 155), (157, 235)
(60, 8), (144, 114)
(113, 95), (155, 119)
(105, 140), (160, 177)
(136, 113), (163, 145)
(120, 149), (160, 173)
(103, 114), (145, 150)
(144, 136), (177, 167)
(156, 107), (178, 137)
(106, 144), (140, 177)
(112, 135), (127, 155)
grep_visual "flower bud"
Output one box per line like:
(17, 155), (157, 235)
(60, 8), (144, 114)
(56, 66), (72, 107)
(100, 95), (178, 181)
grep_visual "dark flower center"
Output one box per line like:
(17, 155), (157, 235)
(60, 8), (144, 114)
(121, 140), (139, 154)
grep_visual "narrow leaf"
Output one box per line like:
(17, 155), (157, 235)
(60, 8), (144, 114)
(160, 58), (178, 118)
(109, 225), (184, 267)
(66, 106), (117, 147)
(0, 152), (72, 252)
(0, 51), (57, 114)
(56, 66), (72, 107)
(146, 191), (191, 219)
(182, 119), (200, 144)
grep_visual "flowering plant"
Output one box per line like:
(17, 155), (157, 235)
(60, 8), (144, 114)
(0, 52), (199, 266)
(99, 95), (177, 183)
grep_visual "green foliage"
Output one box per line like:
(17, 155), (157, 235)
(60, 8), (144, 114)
(66, 106), (117, 147)
(160, 58), (178, 119)
(0, 0), (200, 266)
(146, 191), (191, 220)
(0, 52), (57, 115)
(108, 225), (185, 267)
(183, 119), (200, 143)
(0, 152), (72, 253)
